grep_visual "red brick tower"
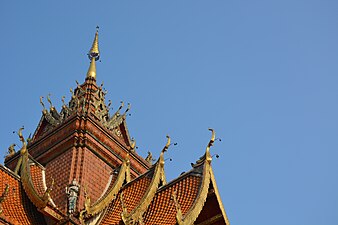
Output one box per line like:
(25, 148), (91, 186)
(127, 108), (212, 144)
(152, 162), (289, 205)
(4, 27), (150, 217)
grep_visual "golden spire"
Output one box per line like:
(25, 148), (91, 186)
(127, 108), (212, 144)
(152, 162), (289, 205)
(86, 26), (100, 79)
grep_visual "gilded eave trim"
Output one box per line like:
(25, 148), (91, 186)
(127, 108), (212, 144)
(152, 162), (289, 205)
(210, 167), (230, 225)
(20, 150), (48, 209)
(177, 160), (211, 225)
(122, 152), (166, 224)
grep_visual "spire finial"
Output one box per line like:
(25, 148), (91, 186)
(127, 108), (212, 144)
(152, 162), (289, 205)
(88, 26), (100, 61)
(86, 27), (100, 79)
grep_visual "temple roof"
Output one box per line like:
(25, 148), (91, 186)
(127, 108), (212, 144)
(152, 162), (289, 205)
(99, 137), (169, 225)
(1, 29), (230, 225)
(0, 165), (46, 225)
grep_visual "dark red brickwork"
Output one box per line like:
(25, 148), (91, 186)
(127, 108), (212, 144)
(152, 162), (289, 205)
(45, 148), (74, 214)
(77, 148), (112, 210)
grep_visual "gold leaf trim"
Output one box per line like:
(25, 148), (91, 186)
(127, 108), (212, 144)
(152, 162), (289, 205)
(123, 151), (166, 224)
(21, 146), (49, 209)
(179, 161), (211, 225)
(210, 168), (230, 225)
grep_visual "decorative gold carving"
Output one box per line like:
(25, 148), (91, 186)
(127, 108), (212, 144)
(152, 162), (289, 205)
(123, 103), (131, 116)
(126, 154), (131, 183)
(47, 93), (53, 108)
(145, 151), (153, 164)
(176, 129), (217, 225)
(40, 96), (46, 109)
(79, 186), (91, 224)
(121, 136), (169, 225)
(162, 135), (171, 153)
(19, 128), (51, 209)
(171, 191), (183, 225)
(43, 206), (63, 221)
(81, 154), (130, 221)
(130, 138), (136, 152)
(5, 144), (16, 159)
(115, 129), (122, 137)
(0, 184), (9, 215)
(42, 178), (54, 203)
(120, 192), (128, 223)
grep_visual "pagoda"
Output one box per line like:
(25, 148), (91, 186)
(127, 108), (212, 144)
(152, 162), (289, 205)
(0, 28), (230, 225)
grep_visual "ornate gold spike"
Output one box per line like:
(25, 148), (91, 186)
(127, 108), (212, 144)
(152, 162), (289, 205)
(0, 184), (10, 215)
(88, 27), (100, 61)
(178, 130), (218, 225)
(145, 151), (153, 164)
(86, 27), (100, 80)
(61, 96), (66, 106)
(107, 100), (112, 109)
(207, 128), (215, 148)
(70, 88), (74, 97)
(119, 101), (124, 111)
(123, 103), (131, 115)
(40, 96), (46, 109)
(18, 127), (25, 145)
(13, 127), (26, 174)
(162, 135), (171, 153)
(206, 128), (215, 163)
(47, 94), (53, 108)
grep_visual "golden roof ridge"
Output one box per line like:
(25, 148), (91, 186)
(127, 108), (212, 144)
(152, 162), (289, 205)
(174, 128), (218, 225)
(120, 136), (170, 225)
(16, 128), (60, 219)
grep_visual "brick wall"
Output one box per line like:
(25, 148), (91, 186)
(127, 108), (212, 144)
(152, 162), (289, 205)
(45, 148), (73, 214)
(77, 148), (112, 211)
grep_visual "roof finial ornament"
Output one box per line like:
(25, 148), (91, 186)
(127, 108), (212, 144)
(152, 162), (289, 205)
(47, 93), (53, 108)
(162, 135), (171, 153)
(40, 96), (46, 109)
(86, 26), (100, 80)
(205, 128), (216, 163)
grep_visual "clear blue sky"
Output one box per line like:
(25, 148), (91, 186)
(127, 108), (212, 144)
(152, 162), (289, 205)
(1, 1), (338, 224)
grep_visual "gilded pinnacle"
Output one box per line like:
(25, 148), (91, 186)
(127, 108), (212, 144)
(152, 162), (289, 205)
(88, 26), (100, 61)
(86, 57), (97, 79)
(86, 27), (100, 79)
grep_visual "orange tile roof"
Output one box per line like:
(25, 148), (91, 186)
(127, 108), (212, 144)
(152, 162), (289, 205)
(29, 163), (46, 196)
(99, 168), (155, 225)
(0, 165), (46, 225)
(142, 170), (202, 225)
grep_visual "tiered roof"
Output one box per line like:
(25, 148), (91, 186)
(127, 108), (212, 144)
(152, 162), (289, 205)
(0, 28), (230, 225)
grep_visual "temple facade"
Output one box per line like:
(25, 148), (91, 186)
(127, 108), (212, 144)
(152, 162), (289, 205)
(0, 29), (230, 225)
